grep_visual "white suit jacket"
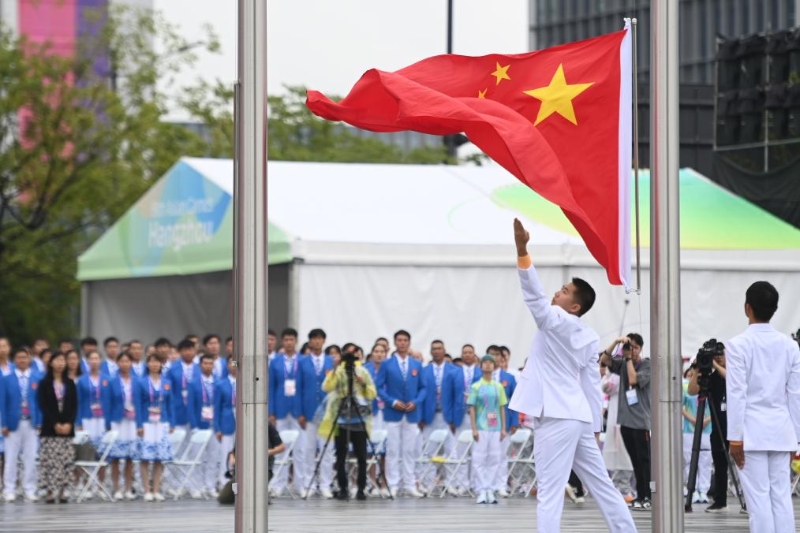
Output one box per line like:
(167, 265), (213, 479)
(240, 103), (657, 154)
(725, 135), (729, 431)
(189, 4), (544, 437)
(508, 264), (603, 432)
(726, 323), (800, 451)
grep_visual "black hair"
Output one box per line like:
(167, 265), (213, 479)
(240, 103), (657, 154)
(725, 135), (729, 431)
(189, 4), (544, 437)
(462, 344), (474, 351)
(341, 342), (357, 354)
(626, 332), (645, 348)
(325, 344), (341, 356)
(203, 334), (220, 346)
(394, 329), (411, 341)
(268, 329), (277, 337)
(200, 353), (215, 363)
(46, 351), (67, 380)
(308, 328), (326, 340)
(300, 342), (310, 354)
(499, 346), (510, 354)
(177, 339), (195, 351)
(431, 339), (444, 347)
(746, 281), (779, 322)
(225, 336), (233, 344)
(146, 353), (163, 368)
(571, 277), (596, 316)
(59, 338), (74, 346)
(80, 337), (98, 348)
(452, 357), (463, 364)
(154, 337), (171, 347)
(12, 346), (30, 360)
(281, 328), (298, 339)
(128, 339), (142, 347)
(486, 344), (501, 354)
(117, 351), (133, 363)
(103, 336), (119, 347)
(375, 337), (389, 344)
(65, 349), (83, 377)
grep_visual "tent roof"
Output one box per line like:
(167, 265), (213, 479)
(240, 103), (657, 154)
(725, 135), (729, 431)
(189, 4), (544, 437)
(77, 157), (800, 281)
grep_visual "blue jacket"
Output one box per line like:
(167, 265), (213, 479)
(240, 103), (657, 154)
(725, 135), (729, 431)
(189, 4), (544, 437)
(104, 375), (133, 429)
(297, 354), (334, 420)
(443, 365), (480, 426)
(2, 370), (42, 431)
(188, 375), (216, 430)
(100, 360), (119, 377)
(420, 362), (458, 425)
(214, 377), (236, 436)
(135, 375), (174, 429)
(76, 374), (113, 423)
(168, 361), (200, 426)
(496, 370), (519, 431)
(376, 356), (427, 424)
(213, 357), (229, 380)
(268, 354), (302, 419)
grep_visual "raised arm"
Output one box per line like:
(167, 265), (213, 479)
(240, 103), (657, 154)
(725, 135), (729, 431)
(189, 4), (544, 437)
(514, 218), (564, 331)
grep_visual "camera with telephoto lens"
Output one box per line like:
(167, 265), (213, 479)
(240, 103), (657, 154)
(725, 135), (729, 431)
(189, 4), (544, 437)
(341, 350), (358, 372)
(695, 338), (724, 376)
(623, 341), (632, 350)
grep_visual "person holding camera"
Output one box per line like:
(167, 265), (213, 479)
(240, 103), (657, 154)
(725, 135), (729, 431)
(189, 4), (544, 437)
(320, 348), (377, 501)
(687, 341), (728, 512)
(600, 333), (651, 510)
(726, 281), (800, 531)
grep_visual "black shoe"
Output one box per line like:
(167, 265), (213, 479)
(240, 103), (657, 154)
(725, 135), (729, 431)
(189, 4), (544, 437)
(356, 491), (367, 501)
(705, 502), (727, 513)
(335, 491), (348, 501)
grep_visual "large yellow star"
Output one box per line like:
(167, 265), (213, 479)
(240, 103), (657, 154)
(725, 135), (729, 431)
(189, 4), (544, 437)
(491, 62), (511, 85)
(523, 64), (593, 126)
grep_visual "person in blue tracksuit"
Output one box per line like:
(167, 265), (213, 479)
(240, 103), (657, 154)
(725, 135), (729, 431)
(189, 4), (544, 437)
(135, 354), (174, 502)
(79, 337), (99, 375)
(2, 347), (41, 502)
(105, 352), (138, 500)
(443, 343), (481, 495)
(488, 345), (519, 497)
(376, 330), (427, 498)
(0, 336), (15, 468)
(214, 357), (237, 488)
(168, 339), (200, 456)
(268, 328), (303, 496)
(296, 328), (335, 499)
(101, 337), (121, 377)
(188, 354), (220, 497)
(77, 351), (110, 449)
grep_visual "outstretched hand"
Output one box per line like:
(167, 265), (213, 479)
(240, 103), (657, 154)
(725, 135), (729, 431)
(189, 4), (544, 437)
(513, 218), (529, 256)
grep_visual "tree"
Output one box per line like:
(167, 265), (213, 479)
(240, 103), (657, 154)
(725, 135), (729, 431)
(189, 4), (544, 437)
(0, 5), (218, 345)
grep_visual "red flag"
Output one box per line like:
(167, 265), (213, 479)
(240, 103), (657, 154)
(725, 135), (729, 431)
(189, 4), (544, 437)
(307, 25), (633, 286)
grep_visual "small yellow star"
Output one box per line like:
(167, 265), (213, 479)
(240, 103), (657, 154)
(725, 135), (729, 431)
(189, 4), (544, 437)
(524, 64), (593, 126)
(478, 88), (487, 99)
(491, 62), (511, 85)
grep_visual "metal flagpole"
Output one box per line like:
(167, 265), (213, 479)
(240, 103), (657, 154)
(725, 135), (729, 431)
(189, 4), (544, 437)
(235, 0), (269, 531)
(631, 18), (642, 293)
(650, 0), (684, 531)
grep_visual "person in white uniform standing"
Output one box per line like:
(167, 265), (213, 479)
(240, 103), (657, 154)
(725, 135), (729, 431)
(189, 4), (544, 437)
(726, 281), (800, 533)
(507, 219), (636, 533)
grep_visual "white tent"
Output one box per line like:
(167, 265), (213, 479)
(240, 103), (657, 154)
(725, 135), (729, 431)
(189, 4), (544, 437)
(78, 158), (800, 366)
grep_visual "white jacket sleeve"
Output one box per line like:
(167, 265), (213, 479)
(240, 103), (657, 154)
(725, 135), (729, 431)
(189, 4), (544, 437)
(786, 342), (800, 444)
(726, 338), (747, 442)
(518, 264), (564, 331)
(580, 346), (604, 433)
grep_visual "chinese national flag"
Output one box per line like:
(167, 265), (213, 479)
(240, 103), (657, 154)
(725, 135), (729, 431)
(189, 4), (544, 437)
(307, 25), (633, 286)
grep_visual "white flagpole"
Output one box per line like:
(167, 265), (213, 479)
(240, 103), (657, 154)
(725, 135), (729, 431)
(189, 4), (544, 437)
(650, 0), (684, 531)
(235, 0), (269, 531)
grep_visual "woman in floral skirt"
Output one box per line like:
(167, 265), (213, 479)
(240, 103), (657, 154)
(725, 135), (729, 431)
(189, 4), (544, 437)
(104, 351), (138, 500)
(136, 353), (174, 502)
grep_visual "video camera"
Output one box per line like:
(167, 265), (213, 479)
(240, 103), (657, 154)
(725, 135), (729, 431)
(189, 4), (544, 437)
(694, 338), (725, 377)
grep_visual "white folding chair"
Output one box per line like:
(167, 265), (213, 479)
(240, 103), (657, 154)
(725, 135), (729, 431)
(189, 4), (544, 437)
(75, 430), (119, 503)
(161, 428), (188, 494)
(270, 430), (300, 499)
(168, 429), (213, 500)
(439, 430), (475, 498)
(506, 429), (535, 497)
(414, 429), (449, 494)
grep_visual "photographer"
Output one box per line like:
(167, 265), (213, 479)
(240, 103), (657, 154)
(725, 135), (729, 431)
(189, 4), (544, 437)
(687, 342), (728, 513)
(319, 348), (377, 501)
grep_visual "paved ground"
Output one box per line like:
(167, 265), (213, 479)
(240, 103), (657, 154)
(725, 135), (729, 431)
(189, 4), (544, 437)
(0, 495), (770, 532)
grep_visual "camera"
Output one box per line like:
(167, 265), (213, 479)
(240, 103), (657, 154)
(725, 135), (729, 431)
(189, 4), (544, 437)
(695, 338), (725, 376)
(623, 341), (632, 351)
(341, 351), (358, 374)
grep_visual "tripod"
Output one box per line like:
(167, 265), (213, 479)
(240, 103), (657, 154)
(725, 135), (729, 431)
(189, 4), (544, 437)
(684, 386), (746, 512)
(304, 361), (393, 501)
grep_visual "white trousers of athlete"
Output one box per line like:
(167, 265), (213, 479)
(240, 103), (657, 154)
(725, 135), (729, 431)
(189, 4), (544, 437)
(298, 422), (334, 493)
(195, 428), (220, 492)
(386, 418), (419, 492)
(452, 413), (474, 490)
(533, 417), (637, 533)
(270, 415), (302, 492)
(418, 412), (450, 486)
(4, 420), (38, 496)
(473, 431), (501, 493)
(218, 434), (235, 487)
(682, 432), (711, 494)
(737, 450), (795, 533)
(494, 430), (512, 491)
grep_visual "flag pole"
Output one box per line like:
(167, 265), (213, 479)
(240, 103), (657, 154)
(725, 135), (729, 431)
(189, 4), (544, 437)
(631, 18), (642, 293)
(650, 0), (684, 531)
(234, 0), (269, 531)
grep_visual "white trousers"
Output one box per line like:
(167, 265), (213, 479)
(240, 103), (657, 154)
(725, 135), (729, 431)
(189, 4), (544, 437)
(494, 431), (511, 491)
(473, 431), (501, 492)
(452, 413), (473, 490)
(4, 421), (38, 496)
(218, 434), (235, 486)
(682, 432), (711, 494)
(533, 417), (637, 533)
(195, 429), (220, 492)
(738, 450), (795, 533)
(298, 422), (334, 492)
(386, 418), (419, 491)
(418, 412), (450, 485)
(270, 416), (302, 492)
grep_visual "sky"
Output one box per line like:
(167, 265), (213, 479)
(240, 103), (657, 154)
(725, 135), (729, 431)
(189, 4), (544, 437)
(154, 0), (529, 120)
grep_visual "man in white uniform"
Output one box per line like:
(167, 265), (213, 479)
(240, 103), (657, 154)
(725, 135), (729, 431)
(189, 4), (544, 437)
(508, 219), (635, 533)
(727, 281), (800, 532)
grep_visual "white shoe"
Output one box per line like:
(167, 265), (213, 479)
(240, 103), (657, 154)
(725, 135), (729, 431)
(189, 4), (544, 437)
(320, 488), (334, 499)
(692, 491), (701, 503)
(190, 490), (203, 500)
(379, 488), (391, 498)
(565, 483), (578, 503)
(24, 493), (38, 502)
(389, 487), (399, 498)
(496, 488), (510, 498)
(406, 488), (425, 498)
(487, 491), (498, 504)
(298, 488), (309, 499)
(207, 489), (219, 499)
(476, 491), (487, 504)
(153, 493), (165, 502)
(124, 491), (136, 501)
(4, 493), (16, 503)
(143, 492), (154, 502)
(113, 491), (123, 501)
(269, 487), (285, 498)
(575, 496), (585, 504)
(83, 490), (94, 500)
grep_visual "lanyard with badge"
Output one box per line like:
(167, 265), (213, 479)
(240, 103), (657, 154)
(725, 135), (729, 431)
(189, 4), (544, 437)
(201, 379), (214, 423)
(182, 365), (192, 405)
(626, 361), (642, 406)
(284, 357), (298, 397)
(483, 383), (499, 428)
(90, 377), (103, 417)
(148, 378), (163, 423)
(20, 374), (30, 417)
(122, 377), (135, 420)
